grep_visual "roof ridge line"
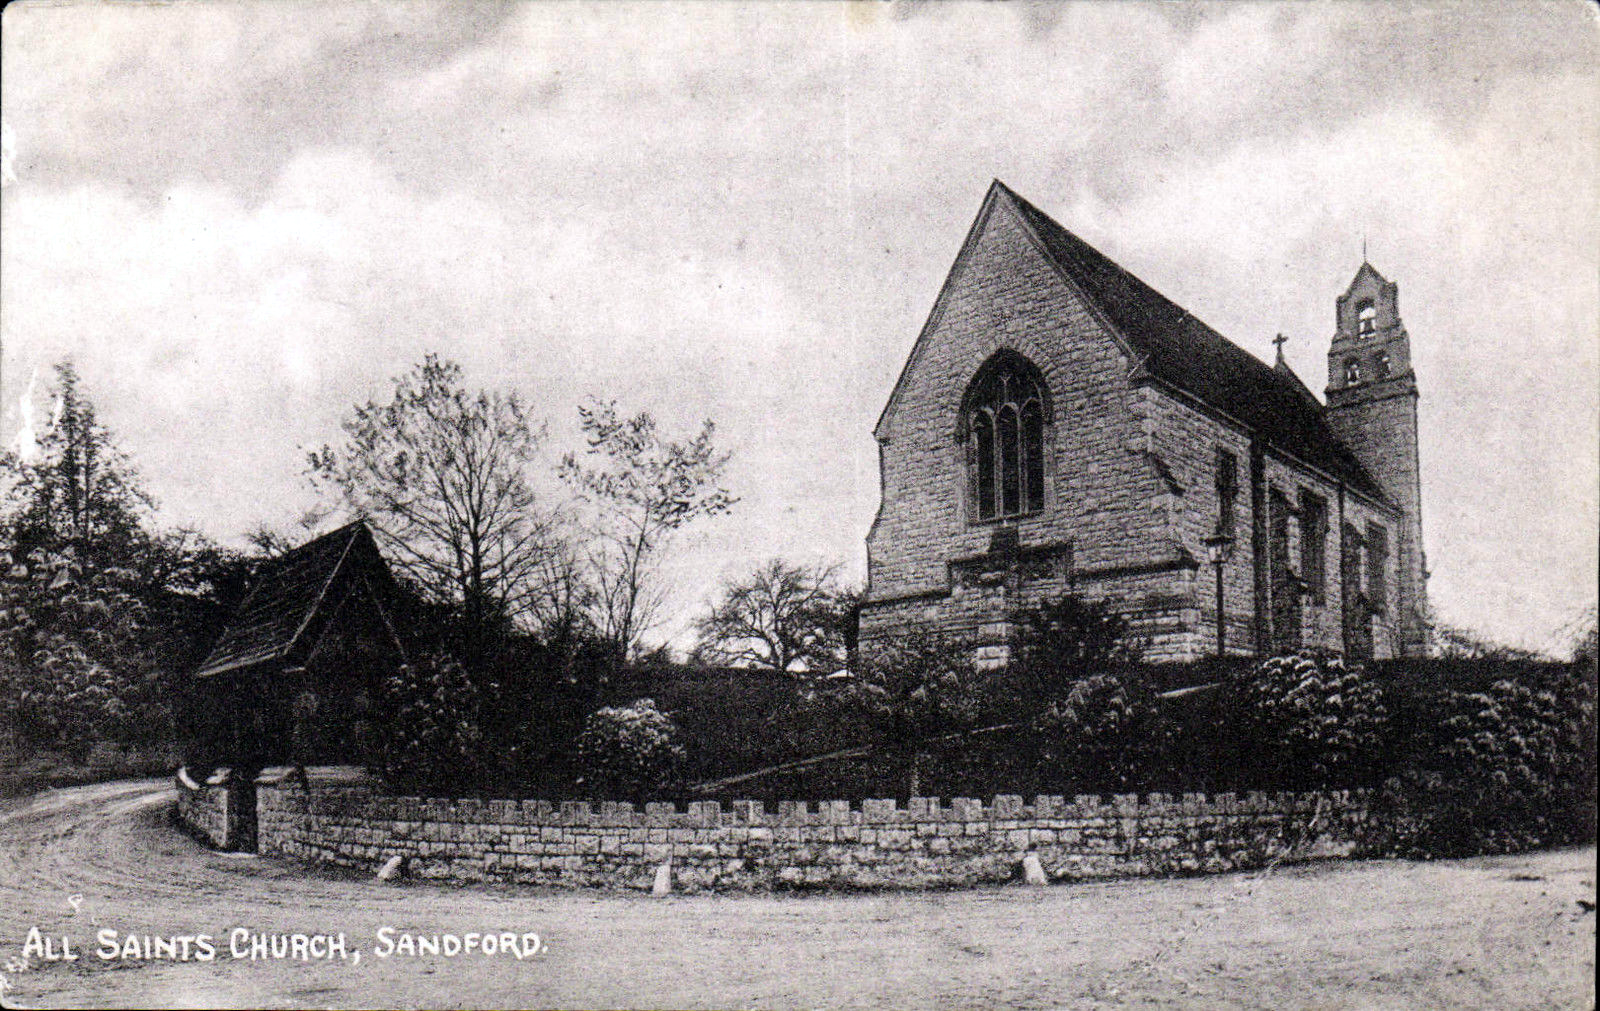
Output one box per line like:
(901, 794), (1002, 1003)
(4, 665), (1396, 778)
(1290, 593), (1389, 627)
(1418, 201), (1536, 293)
(998, 185), (1393, 505)
(285, 523), (363, 653)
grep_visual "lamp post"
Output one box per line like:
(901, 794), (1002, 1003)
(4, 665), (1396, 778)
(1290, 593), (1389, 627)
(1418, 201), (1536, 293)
(1202, 532), (1235, 657)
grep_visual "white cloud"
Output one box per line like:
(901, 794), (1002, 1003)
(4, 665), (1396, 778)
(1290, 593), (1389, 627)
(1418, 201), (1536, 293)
(1, 1), (1594, 652)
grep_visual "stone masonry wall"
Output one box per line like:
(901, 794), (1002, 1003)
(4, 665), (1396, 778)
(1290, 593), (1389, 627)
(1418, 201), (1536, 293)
(866, 197), (1163, 598)
(1140, 387), (1254, 658)
(174, 766), (242, 850)
(253, 766), (1372, 892)
(862, 191), (1180, 660)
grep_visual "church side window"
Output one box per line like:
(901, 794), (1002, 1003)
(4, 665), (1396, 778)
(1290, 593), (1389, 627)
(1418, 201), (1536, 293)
(1341, 522), (1372, 659)
(1375, 350), (1391, 379)
(1344, 358), (1361, 385)
(1366, 521), (1389, 615)
(1342, 522), (1364, 595)
(1215, 447), (1238, 539)
(973, 412), (995, 518)
(1357, 299), (1376, 335)
(964, 352), (1049, 522)
(1299, 490), (1327, 604)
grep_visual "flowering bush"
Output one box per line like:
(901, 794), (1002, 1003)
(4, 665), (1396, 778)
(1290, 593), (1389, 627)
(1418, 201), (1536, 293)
(574, 698), (684, 800)
(1379, 676), (1574, 857)
(1233, 653), (1387, 789)
(1030, 673), (1152, 792)
(1, 547), (159, 760)
(849, 637), (987, 743)
(370, 650), (491, 793)
(846, 635), (994, 795)
(1007, 595), (1134, 712)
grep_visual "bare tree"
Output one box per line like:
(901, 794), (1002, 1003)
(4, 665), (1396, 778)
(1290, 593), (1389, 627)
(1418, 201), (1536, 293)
(521, 535), (599, 648)
(308, 354), (558, 653)
(692, 559), (853, 674)
(560, 399), (735, 658)
(243, 505), (333, 559)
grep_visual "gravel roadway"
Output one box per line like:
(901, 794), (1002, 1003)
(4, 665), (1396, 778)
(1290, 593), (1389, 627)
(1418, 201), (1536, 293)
(0, 779), (1593, 1010)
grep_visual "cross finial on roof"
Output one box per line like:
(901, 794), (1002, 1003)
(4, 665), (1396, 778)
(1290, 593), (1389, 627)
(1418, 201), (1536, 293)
(1273, 332), (1289, 366)
(1362, 234), (1368, 262)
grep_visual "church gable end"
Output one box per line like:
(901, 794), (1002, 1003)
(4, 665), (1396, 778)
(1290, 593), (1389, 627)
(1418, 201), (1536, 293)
(863, 182), (1427, 664)
(865, 182), (1170, 643)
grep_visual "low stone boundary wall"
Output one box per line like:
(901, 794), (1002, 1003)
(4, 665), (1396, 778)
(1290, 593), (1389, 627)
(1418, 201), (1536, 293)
(253, 766), (1373, 891)
(173, 766), (247, 850)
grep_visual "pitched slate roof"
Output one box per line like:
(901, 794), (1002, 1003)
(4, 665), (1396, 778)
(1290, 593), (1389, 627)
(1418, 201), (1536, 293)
(991, 181), (1391, 505)
(193, 520), (396, 678)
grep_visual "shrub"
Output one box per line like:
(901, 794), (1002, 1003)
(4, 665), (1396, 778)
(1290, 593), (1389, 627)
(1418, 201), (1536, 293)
(1008, 595), (1134, 713)
(574, 698), (684, 801)
(1379, 676), (1575, 857)
(1231, 652), (1386, 790)
(369, 650), (491, 794)
(848, 634), (991, 795)
(1030, 672), (1154, 793)
(851, 636), (988, 737)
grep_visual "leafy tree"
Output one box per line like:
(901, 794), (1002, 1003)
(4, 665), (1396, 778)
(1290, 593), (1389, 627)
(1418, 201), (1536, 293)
(848, 634), (989, 795)
(0, 363), (185, 757)
(692, 559), (853, 674)
(3, 362), (152, 567)
(574, 697), (684, 801)
(308, 354), (560, 657)
(519, 536), (602, 650)
(1008, 595), (1133, 714)
(559, 399), (736, 657)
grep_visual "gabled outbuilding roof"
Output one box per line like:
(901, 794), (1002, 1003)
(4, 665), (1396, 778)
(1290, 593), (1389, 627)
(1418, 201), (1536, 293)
(878, 180), (1392, 507)
(193, 520), (399, 678)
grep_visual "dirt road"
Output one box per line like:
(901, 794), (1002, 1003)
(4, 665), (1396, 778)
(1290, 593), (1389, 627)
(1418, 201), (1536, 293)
(0, 779), (1592, 1009)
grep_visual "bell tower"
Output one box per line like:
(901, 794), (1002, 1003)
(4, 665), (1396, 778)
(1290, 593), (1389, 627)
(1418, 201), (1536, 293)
(1325, 262), (1427, 655)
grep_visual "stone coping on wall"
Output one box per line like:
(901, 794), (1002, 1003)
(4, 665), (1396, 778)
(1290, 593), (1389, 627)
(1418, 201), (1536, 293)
(248, 766), (1373, 892)
(268, 783), (1361, 826)
(173, 766), (240, 851)
(256, 765), (308, 787)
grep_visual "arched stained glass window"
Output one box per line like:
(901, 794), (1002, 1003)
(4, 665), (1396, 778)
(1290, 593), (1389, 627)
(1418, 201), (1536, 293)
(1021, 401), (1045, 514)
(973, 412), (995, 518)
(962, 351), (1050, 521)
(998, 405), (1020, 516)
(1344, 358), (1362, 385)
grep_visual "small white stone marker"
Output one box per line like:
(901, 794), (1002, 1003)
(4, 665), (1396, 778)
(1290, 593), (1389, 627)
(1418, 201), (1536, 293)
(651, 862), (673, 896)
(377, 855), (405, 881)
(1022, 852), (1047, 886)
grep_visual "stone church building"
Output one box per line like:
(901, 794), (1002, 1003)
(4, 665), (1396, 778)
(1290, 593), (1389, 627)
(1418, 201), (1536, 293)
(861, 181), (1426, 663)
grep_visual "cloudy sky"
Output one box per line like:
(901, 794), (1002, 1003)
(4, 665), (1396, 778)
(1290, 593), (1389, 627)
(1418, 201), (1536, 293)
(3, 1), (1596, 654)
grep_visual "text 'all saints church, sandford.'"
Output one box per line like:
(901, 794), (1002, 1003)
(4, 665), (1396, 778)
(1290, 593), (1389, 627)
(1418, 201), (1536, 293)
(861, 181), (1427, 664)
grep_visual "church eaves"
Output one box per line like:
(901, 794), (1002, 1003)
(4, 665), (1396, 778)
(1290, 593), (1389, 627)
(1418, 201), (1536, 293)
(991, 180), (1393, 507)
